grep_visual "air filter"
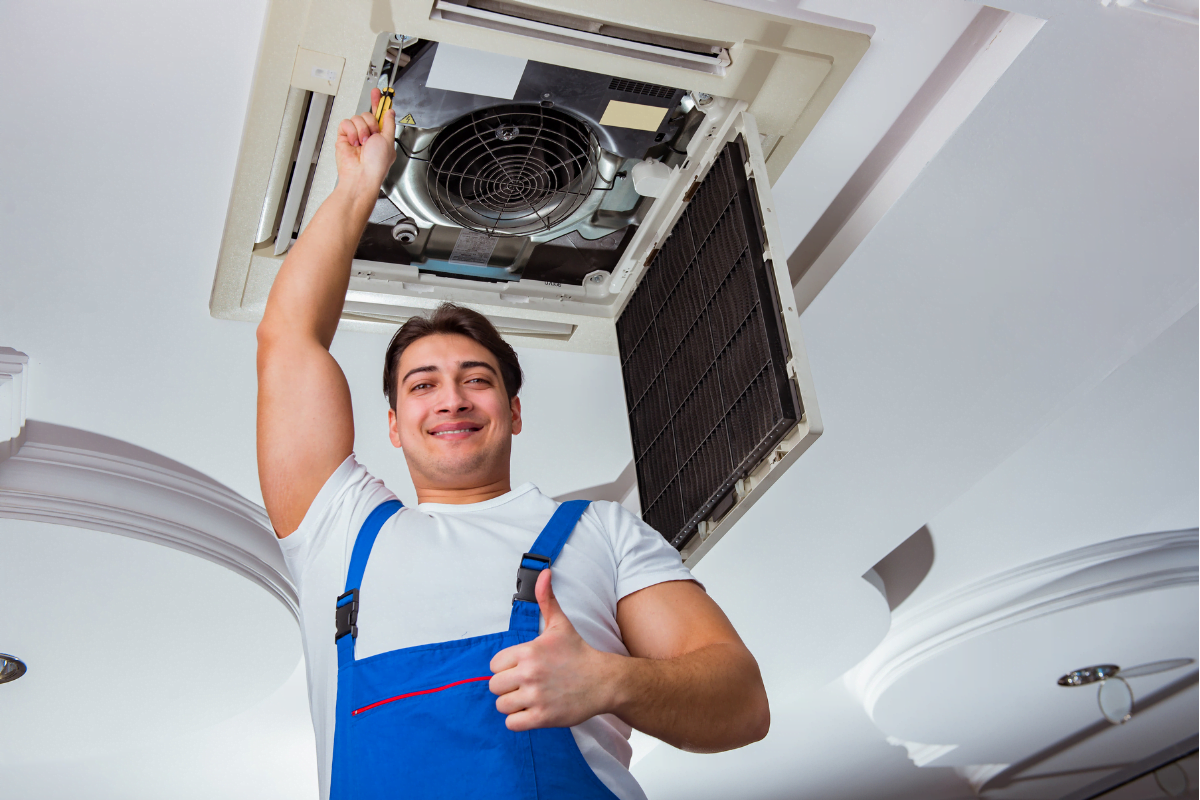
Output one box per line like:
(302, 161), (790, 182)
(617, 137), (803, 550)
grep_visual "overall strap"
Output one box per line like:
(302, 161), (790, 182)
(509, 499), (590, 636)
(336, 498), (403, 667)
(509, 498), (590, 612)
(524, 499), (591, 572)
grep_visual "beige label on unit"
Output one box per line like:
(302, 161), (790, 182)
(290, 48), (345, 94)
(599, 100), (668, 132)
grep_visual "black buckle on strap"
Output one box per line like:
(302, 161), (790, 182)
(513, 553), (550, 603)
(335, 589), (359, 642)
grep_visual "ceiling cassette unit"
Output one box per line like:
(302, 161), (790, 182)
(213, 0), (869, 560)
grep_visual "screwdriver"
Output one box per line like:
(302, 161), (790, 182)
(374, 46), (408, 131)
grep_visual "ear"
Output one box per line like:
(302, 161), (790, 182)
(510, 395), (522, 436)
(387, 406), (403, 449)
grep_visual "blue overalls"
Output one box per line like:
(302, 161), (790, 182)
(330, 498), (624, 799)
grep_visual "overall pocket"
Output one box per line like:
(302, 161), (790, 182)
(350, 673), (537, 800)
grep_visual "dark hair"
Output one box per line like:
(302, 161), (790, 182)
(383, 303), (523, 409)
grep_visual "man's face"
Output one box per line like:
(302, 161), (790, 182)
(387, 333), (521, 490)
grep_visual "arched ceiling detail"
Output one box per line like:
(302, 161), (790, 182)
(0, 420), (296, 617)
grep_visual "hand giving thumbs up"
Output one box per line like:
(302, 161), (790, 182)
(488, 568), (621, 731)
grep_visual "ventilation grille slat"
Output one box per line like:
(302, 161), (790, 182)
(609, 78), (678, 100)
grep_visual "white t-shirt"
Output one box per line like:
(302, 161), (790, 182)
(279, 455), (698, 800)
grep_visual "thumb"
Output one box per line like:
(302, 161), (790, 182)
(535, 568), (569, 630)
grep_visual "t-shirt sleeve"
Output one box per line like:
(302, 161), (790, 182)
(591, 501), (702, 601)
(276, 454), (397, 587)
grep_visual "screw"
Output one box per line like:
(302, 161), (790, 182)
(589, 273), (606, 284)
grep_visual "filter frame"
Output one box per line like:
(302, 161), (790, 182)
(617, 136), (803, 550)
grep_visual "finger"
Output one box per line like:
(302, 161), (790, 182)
(504, 709), (543, 732)
(383, 108), (395, 135)
(490, 643), (522, 674)
(488, 667), (522, 698)
(338, 118), (358, 145)
(371, 87), (382, 112)
(494, 687), (531, 716)
(349, 114), (372, 144)
(359, 110), (380, 136)
(536, 568), (567, 629)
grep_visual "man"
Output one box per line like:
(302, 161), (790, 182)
(257, 89), (769, 800)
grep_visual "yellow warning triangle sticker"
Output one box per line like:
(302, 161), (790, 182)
(398, 113), (416, 126)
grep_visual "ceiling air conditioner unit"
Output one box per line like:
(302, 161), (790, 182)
(212, 0), (869, 563)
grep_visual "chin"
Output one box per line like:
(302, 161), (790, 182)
(412, 449), (489, 480)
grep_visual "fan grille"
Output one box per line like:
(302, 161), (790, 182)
(428, 105), (600, 237)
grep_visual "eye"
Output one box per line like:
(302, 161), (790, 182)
(411, 382), (433, 391)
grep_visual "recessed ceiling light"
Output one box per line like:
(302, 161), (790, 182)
(0, 653), (27, 685)
(1097, 678), (1134, 725)
(1057, 664), (1120, 686)
(1056, 664), (1135, 724)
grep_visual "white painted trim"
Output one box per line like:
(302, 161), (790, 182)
(788, 8), (1045, 313)
(0, 423), (297, 617)
(846, 529), (1198, 721)
(885, 736), (958, 767)
(956, 763), (1011, 794)
(0, 348), (29, 461)
(1099, 0), (1199, 25)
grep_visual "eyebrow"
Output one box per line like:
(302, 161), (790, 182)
(402, 360), (498, 385)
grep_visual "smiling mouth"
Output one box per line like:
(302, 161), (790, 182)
(430, 426), (482, 436)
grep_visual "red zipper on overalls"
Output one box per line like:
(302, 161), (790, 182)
(352, 675), (493, 716)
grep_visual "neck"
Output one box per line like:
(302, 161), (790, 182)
(414, 476), (512, 506)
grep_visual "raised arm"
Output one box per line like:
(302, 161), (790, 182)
(256, 91), (395, 536)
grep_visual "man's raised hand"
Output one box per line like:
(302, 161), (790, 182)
(334, 87), (396, 193)
(489, 569), (621, 731)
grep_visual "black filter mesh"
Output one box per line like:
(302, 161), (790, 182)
(617, 139), (803, 550)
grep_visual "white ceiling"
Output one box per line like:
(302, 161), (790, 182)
(0, 520), (299, 764)
(1, 1), (1195, 798)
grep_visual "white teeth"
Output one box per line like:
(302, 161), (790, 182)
(432, 428), (475, 435)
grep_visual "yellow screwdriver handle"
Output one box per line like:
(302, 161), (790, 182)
(375, 90), (394, 130)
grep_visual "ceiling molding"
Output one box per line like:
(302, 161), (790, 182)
(846, 529), (1198, 721)
(884, 735), (958, 767)
(955, 763), (1009, 795)
(0, 347), (29, 462)
(1098, 0), (1199, 25)
(788, 8), (1044, 314)
(0, 421), (297, 617)
(1056, 733), (1199, 800)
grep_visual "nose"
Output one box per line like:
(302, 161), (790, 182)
(436, 382), (472, 415)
